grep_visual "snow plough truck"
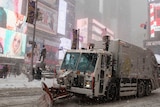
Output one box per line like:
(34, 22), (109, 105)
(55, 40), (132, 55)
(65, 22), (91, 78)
(38, 36), (160, 106)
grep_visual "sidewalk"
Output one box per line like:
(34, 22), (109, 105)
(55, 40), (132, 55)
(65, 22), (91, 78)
(0, 74), (56, 106)
(0, 73), (55, 89)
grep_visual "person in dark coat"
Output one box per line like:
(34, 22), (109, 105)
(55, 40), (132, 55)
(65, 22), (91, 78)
(36, 67), (42, 80)
(39, 45), (46, 62)
(32, 67), (35, 79)
(3, 64), (8, 79)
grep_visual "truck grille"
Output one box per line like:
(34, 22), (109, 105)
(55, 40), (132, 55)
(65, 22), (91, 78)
(72, 75), (84, 88)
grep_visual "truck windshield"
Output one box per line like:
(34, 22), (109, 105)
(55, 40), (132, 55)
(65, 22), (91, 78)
(77, 53), (97, 73)
(61, 52), (80, 70)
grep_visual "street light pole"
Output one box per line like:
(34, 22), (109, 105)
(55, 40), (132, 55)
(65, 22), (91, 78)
(29, 0), (38, 81)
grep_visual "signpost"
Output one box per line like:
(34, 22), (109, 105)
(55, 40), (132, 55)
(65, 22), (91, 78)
(27, 0), (38, 81)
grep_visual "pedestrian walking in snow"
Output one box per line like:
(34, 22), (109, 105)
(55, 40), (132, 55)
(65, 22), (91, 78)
(39, 45), (46, 62)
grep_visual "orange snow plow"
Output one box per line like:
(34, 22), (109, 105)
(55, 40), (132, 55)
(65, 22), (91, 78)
(37, 82), (72, 107)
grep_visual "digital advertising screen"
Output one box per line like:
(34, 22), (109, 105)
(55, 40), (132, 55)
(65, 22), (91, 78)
(0, 0), (27, 59)
(44, 39), (59, 65)
(0, 28), (26, 59)
(57, 0), (67, 35)
(77, 18), (88, 48)
(59, 37), (71, 60)
(149, 1), (160, 38)
(36, 2), (57, 35)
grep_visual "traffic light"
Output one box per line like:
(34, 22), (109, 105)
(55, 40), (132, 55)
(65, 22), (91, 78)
(71, 29), (79, 49)
(26, 0), (35, 24)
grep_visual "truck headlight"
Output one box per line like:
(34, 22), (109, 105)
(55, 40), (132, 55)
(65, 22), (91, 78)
(85, 81), (91, 88)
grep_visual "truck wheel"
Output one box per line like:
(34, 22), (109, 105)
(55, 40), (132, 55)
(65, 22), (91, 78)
(105, 83), (117, 101)
(137, 81), (145, 97)
(145, 82), (151, 96)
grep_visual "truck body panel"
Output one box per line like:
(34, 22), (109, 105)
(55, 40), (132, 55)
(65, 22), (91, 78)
(109, 40), (159, 89)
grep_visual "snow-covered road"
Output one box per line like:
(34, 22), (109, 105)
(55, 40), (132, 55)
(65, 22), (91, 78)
(1, 89), (160, 107)
(51, 89), (160, 107)
(1, 74), (160, 107)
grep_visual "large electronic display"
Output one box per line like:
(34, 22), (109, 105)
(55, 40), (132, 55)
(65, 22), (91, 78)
(0, 0), (27, 59)
(44, 39), (59, 65)
(59, 37), (71, 60)
(36, 2), (57, 35)
(0, 28), (26, 59)
(77, 18), (88, 48)
(149, 1), (160, 38)
(57, 0), (67, 35)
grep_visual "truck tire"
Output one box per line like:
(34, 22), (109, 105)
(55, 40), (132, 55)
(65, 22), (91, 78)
(137, 81), (145, 97)
(105, 83), (117, 101)
(145, 82), (151, 96)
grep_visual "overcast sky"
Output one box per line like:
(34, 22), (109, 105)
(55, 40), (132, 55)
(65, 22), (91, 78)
(75, 0), (148, 47)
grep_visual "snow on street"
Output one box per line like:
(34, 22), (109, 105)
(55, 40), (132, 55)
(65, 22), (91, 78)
(0, 73), (55, 107)
(0, 73), (55, 89)
(1, 74), (160, 107)
(52, 89), (160, 107)
(1, 89), (160, 107)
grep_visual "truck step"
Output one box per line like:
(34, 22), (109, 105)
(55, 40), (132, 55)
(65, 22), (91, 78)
(120, 83), (137, 96)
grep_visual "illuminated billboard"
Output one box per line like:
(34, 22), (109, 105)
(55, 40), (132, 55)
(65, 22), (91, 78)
(57, 0), (67, 35)
(0, 28), (26, 59)
(44, 39), (59, 65)
(149, 1), (160, 37)
(36, 2), (57, 35)
(59, 37), (71, 60)
(0, 0), (23, 13)
(77, 18), (88, 48)
(0, 0), (27, 59)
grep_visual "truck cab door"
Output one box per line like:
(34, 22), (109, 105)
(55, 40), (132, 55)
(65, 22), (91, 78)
(94, 54), (112, 96)
(99, 55), (112, 94)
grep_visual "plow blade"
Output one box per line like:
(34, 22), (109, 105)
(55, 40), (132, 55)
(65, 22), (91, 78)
(37, 91), (53, 107)
(37, 82), (71, 106)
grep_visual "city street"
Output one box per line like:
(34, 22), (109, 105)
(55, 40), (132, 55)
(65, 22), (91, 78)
(0, 0), (160, 107)
(0, 72), (160, 107)
(0, 88), (42, 107)
(50, 89), (160, 107)
(1, 88), (160, 107)
(0, 74), (54, 107)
